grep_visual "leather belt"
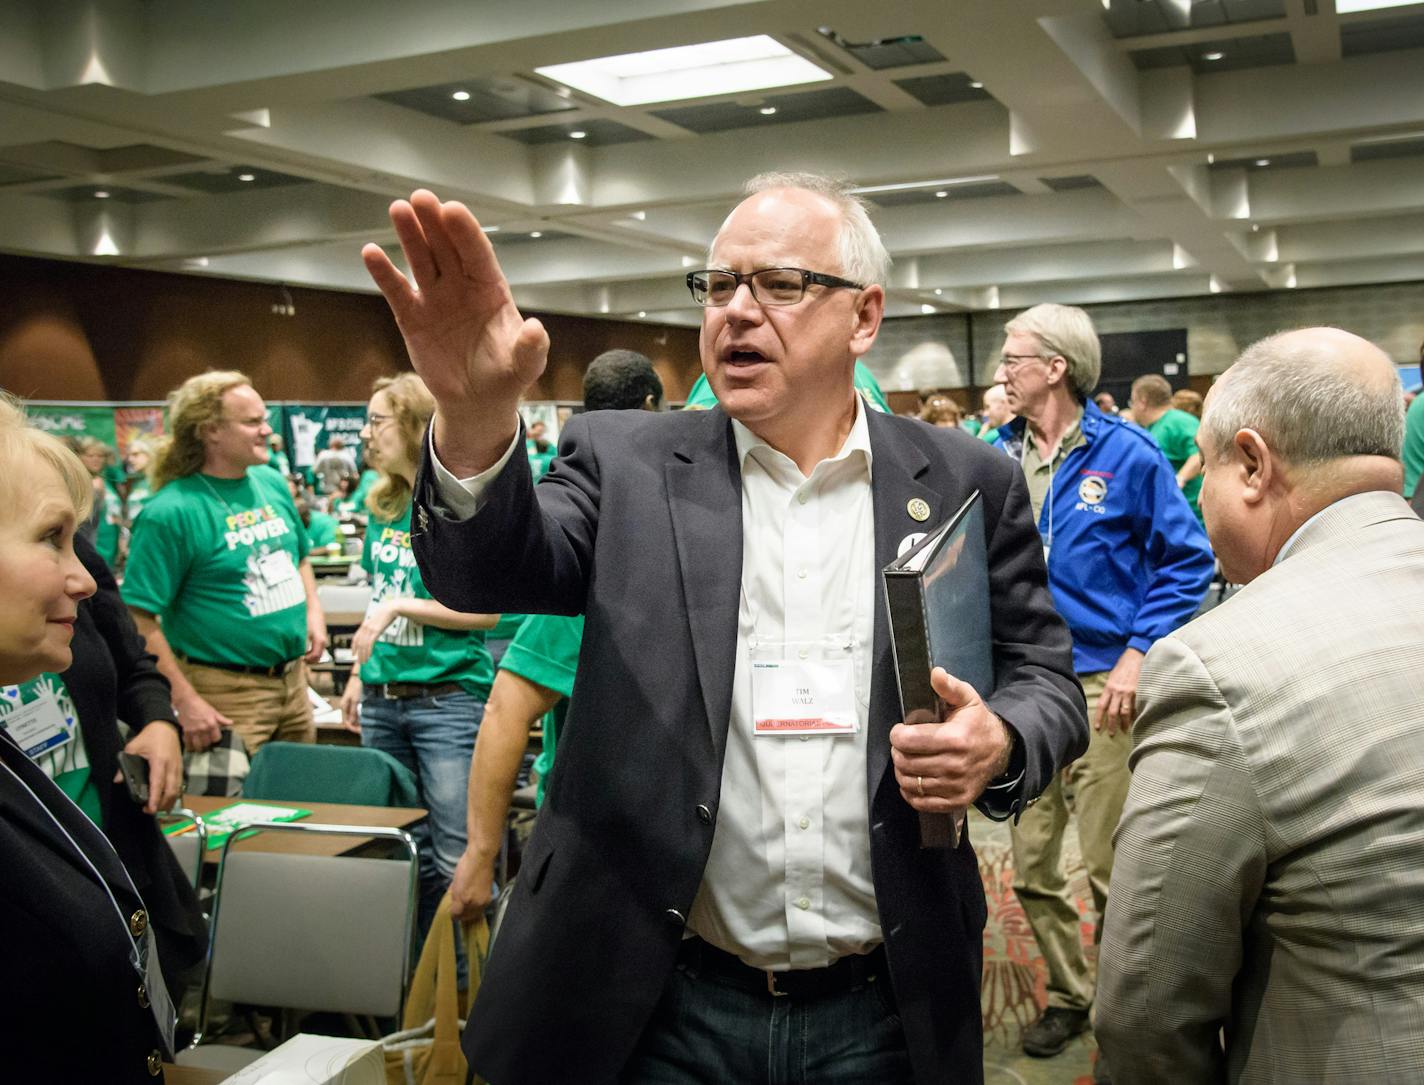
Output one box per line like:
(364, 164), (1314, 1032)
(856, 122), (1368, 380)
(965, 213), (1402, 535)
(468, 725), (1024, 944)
(178, 654), (302, 679)
(373, 681), (464, 701)
(676, 937), (888, 1000)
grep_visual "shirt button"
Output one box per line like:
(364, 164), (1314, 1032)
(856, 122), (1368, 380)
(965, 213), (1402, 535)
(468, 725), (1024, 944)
(795, 897), (811, 911)
(696, 804), (712, 825)
(797, 569), (807, 580)
(798, 816), (810, 830)
(665, 908), (686, 926)
(129, 909), (148, 937)
(797, 648), (809, 660)
(137, 983), (150, 1009)
(797, 492), (808, 505)
(147, 1050), (162, 1076)
(800, 734), (810, 742)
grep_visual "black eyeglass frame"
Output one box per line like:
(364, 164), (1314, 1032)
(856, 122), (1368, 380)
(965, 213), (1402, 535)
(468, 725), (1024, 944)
(685, 267), (867, 308)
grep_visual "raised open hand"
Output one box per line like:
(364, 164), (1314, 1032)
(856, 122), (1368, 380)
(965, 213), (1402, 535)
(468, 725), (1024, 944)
(362, 190), (549, 472)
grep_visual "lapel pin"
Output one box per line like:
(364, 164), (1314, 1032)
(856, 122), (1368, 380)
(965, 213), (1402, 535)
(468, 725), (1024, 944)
(907, 498), (931, 523)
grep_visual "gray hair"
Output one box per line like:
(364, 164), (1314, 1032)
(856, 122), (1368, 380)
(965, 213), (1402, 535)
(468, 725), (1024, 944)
(1004, 303), (1101, 399)
(708, 171), (891, 286)
(1203, 330), (1404, 466)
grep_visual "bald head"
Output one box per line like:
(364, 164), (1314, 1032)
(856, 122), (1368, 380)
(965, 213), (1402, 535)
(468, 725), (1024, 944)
(1198, 327), (1404, 583)
(1203, 327), (1403, 470)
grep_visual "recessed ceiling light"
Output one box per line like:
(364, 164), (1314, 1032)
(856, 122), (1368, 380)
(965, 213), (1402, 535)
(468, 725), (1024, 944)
(1255, 158), (1271, 167)
(920, 304), (936, 315)
(935, 190), (949, 198)
(934, 288), (943, 296)
(759, 106), (778, 115)
(536, 35), (831, 106)
(1202, 51), (1225, 61)
(570, 130), (587, 139)
(483, 225), (501, 234)
(852, 175), (997, 195)
(529, 231), (543, 238)
(237, 172), (256, 182)
(94, 190), (110, 199)
(451, 90), (471, 101)
(1251, 223), (1260, 232)
(637, 311), (647, 318)
(969, 80), (984, 89)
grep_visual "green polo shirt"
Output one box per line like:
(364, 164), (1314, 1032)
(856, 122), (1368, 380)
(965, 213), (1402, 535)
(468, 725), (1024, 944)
(498, 614), (584, 807)
(1404, 394), (1424, 498)
(358, 507), (494, 697)
(1146, 408), (1203, 519)
(305, 510), (344, 553)
(122, 465), (311, 667)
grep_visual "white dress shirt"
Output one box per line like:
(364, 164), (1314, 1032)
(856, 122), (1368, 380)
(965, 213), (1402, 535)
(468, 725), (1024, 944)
(429, 402), (883, 970)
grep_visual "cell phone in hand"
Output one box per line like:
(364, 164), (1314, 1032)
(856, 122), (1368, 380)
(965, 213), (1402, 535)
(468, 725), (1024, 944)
(116, 751), (150, 807)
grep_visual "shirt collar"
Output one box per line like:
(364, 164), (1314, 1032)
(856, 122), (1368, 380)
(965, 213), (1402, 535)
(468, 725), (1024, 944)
(1272, 491), (1383, 566)
(731, 393), (873, 481)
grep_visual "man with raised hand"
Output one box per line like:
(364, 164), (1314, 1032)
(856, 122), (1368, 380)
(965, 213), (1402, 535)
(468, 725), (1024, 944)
(363, 174), (1086, 1085)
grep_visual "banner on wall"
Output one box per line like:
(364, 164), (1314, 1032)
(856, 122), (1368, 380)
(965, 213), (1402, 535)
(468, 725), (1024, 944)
(23, 404), (120, 448)
(279, 404), (367, 474)
(112, 407), (165, 457)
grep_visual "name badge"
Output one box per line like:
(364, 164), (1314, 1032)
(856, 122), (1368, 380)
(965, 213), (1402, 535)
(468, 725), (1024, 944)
(0, 688), (73, 759)
(257, 549), (299, 588)
(749, 639), (858, 737)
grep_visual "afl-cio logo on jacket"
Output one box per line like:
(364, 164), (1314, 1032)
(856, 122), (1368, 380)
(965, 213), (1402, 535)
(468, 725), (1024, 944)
(1078, 476), (1108, 505)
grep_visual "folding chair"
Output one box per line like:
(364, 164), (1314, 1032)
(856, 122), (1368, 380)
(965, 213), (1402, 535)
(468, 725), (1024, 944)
(178, 819), (419, 1069)
(242, 741), (420, 807)
(158, 807), (208, 889)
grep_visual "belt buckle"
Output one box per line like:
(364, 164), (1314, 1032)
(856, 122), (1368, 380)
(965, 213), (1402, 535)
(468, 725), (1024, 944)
(765, 971), (787, 998)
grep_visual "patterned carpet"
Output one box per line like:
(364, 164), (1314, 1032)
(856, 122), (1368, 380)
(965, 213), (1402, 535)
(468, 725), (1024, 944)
(974, 809), (1100, 1085)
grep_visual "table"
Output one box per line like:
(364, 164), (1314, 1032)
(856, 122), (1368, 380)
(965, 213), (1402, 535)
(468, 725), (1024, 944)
(183, 795), (426, 865)
(163, 1065), (229, 1085)
(309, 556), (355, 579)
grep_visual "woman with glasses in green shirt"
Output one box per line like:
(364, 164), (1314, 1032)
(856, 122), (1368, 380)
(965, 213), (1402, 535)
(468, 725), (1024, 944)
(340, 374), (498, 932)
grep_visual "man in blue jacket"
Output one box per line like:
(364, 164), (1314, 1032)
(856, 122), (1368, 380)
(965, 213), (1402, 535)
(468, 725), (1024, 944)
(993, 303), (1213, 1081)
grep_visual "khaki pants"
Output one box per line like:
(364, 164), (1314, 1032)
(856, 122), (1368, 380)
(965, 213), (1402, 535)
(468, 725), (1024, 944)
(181, 659), (315, 755)
(1009, 670), (1130, 1012)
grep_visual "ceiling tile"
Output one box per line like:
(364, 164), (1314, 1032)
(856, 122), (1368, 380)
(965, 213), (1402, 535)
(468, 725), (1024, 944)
(1129, 31), (1295, 71)
(162, 167), (313, 194)
(893, 72), (994, 106)
(1040, 175), (1104, 191)
(376, 76), (577, 124)
(41, 185), (173, 204)
(868, 181), (1020, 208)
(1208, 150), (1317, 171)
(652, 87), (882, 135)
(1341, 13), (1424, 57)
(498, 119), (654, 147)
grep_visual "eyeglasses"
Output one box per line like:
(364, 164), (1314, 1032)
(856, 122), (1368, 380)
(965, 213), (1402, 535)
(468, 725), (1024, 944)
(685, 267), (865, 308)
(998, 353), (1054, 372)
(365, 412), (394, 432)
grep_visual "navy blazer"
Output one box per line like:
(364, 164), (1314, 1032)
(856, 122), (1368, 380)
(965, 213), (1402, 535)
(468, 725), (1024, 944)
(413, 405), (1086, 1085)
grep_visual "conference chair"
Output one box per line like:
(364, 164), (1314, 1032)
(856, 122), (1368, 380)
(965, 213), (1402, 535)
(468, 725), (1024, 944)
(243, 740), (420, 808)
(158, 807), (209, 889)
(179, 819), (419, 1070)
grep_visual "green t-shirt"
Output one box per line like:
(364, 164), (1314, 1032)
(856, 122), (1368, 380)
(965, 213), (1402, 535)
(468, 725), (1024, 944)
(1146, 408), (1203, 518)
(122, 465), (311, 667)
(488, 613), (529, 643)
(94, 481), (124, 567)
(359, 506), (494, 697)
(350, 469), (378, 509)
(962, 417), (982, 436)
(0, 673), (101, 826)
(1403, 394), (1424, 498)
(126, 477), (153, 525)
(306, 510), (343, 553)
(498, 613), (584, 807)
(682, 362), (891, 414)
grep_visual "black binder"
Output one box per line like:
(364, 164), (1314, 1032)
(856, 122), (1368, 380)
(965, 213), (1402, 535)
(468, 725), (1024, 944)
(882, 490), (993, 849)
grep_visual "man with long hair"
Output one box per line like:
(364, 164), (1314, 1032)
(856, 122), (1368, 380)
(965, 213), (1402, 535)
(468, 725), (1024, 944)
(122, 371), (326, 782)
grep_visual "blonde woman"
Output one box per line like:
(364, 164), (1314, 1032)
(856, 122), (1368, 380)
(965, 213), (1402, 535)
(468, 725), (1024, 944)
(340, 373), (497, 931)
(0, 398), (185, 1081)
(73, 435), (125, 567)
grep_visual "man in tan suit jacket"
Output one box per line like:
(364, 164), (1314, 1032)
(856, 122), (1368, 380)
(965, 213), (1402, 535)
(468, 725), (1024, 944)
(1097, 327), (1424, 1084)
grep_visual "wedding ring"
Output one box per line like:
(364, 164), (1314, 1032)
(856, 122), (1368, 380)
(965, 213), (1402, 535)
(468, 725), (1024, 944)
(917, 775), (925, 797)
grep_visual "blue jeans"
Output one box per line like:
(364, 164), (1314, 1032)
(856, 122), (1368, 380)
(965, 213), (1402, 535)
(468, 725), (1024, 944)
(360, 689), (482, 933)
(620, 951), (914, 1084)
